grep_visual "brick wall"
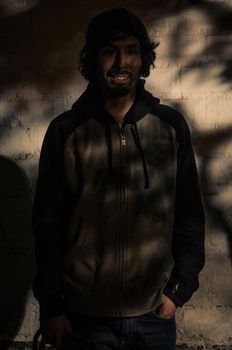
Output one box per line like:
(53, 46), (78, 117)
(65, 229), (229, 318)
(0, 1), (231, 348)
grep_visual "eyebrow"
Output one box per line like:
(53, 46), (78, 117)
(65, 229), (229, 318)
(102, 43), (140, 49)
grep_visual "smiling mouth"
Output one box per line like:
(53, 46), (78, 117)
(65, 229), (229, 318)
(113, 75), (129, 81)
(107, 72), (131, 81)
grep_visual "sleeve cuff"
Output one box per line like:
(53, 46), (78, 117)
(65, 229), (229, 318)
(163, 280), (195, 307)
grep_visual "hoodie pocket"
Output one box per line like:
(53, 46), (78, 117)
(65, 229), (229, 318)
(149, 310), (175, 322)
(63, 216), (90, 268)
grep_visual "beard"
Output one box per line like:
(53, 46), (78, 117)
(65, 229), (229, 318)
(106, 85), (131, 97)
(103, 71), (139, 97)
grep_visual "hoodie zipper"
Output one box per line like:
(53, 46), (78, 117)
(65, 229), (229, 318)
(120, 126), (126, 146)
(117, 123), (127, 317)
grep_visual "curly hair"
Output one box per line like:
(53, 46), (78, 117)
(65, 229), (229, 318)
(79, 8), (159, 82)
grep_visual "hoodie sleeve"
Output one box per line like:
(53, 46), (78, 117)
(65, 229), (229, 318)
(32, 119), (72, 320)
(163, 116), (205, 306)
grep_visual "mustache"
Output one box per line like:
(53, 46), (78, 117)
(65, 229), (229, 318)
(107, 70), (131, 77)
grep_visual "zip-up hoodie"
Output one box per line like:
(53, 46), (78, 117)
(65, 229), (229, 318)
(32, 80), (205, 319)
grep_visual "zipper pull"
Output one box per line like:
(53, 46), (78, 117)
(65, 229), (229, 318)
(171, 283), (179, 294)
(120, 126), (126, 146)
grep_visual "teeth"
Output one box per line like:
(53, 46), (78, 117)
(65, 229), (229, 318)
(114, 76), (129, 80)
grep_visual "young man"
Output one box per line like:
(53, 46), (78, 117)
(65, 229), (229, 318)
(32, 8), (205, 350)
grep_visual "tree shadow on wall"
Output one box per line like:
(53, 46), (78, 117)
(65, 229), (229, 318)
(0, 156), (34, 349)
(0, 0), (230, 270)
(172, 102), (232, 268)
(146, 0), (232, 85)
(195, 127), (232, 261)
(0, 0), (231, 98)
(0, 0), (231, 295)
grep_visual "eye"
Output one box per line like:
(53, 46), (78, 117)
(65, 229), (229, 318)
(127, 48), (140, 56)
(101, 48), (116, 57)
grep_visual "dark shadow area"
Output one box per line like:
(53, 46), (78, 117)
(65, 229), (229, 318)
(0, 156), (34, 349)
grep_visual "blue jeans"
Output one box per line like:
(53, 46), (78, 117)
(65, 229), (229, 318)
(63, 312), (176, 349)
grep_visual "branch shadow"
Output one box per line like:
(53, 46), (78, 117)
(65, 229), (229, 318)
(0, 0), (231, 95)
(195, 127), (232, 261)
(171, 102), (232, 266)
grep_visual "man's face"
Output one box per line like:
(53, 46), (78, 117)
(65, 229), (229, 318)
(96, 36), (143, 97)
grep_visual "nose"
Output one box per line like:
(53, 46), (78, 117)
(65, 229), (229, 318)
(113, 50), (127, 68)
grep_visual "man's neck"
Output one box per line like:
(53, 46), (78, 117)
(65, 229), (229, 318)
(102, 89), (136, 123)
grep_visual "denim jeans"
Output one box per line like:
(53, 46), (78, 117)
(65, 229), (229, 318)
(63, 311), (176, 350)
